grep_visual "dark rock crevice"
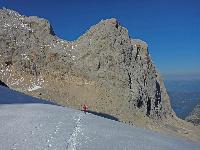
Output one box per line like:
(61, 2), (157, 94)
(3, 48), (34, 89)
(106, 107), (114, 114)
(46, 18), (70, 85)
(155, 81), (161, 108)
(128, 72), (132, 89)
(147, 97), (151, 116)
(137, 96), (143, 108)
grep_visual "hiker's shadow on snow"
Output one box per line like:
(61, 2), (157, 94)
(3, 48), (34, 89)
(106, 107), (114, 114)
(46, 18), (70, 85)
(87, 110), (119, 121)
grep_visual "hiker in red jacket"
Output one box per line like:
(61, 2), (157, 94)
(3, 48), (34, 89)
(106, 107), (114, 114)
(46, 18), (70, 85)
(82, 104), (88, 114)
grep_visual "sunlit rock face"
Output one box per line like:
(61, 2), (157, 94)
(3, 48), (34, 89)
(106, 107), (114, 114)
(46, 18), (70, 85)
(0, 8), (174, 125)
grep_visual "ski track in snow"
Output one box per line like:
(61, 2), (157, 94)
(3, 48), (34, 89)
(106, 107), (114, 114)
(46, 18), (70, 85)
(8, 112), (85, 150)
(9, 116), (66, 150)
(10, 123), (43, 150)
(66, 113), (84, 150)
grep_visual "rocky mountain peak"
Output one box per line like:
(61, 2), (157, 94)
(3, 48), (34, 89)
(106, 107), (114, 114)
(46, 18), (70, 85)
(0, 8), (175, 126)
(1, 8), (200, 143)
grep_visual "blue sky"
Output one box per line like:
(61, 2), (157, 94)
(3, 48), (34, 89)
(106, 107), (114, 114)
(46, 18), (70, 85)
(0, 0), (200, 78)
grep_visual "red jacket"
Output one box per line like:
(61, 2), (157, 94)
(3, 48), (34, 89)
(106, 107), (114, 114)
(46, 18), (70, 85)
(82, 104), (88, 111)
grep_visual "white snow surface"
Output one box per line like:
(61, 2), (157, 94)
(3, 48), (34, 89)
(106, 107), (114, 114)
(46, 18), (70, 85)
(27, 85), (42, 92)
(0, 86), (200, 150)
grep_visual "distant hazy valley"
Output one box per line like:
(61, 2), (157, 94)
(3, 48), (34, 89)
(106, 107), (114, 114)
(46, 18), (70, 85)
(165, 79), (200, 119)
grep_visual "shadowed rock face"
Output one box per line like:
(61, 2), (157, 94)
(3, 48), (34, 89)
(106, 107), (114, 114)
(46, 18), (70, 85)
(186, 105), (200, 126)
(0, 80), (8, 87)
(0, 8), (173, 124)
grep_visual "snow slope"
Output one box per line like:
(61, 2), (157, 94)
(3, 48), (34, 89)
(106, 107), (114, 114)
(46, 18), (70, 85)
(0, 86), (200, 150)
(0, 86), (55, 105)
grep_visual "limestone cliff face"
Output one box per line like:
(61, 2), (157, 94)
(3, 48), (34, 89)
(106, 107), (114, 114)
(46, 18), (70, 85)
(0, 8), (173, 122)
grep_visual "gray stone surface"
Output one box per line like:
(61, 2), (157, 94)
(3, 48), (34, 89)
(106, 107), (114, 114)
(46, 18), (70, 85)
(186, 105), (200, 126)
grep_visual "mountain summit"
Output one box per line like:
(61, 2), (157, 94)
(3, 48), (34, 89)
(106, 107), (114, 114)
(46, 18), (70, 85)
(0, 8), (199, 142)
(0, 8), (171, 118)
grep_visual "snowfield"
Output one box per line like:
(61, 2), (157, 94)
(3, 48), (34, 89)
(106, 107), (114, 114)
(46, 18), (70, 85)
(0, 86), (200, 150)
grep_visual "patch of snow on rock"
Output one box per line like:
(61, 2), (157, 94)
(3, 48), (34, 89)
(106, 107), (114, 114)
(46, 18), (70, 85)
(28, 85), (42, 91)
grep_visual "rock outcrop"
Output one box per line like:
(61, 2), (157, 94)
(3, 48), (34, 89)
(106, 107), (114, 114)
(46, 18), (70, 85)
(186, 104), (200, 126)
(0, 8), (199, 142)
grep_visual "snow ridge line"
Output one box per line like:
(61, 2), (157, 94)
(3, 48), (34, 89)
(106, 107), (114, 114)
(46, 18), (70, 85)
(66, 113), (84, 150)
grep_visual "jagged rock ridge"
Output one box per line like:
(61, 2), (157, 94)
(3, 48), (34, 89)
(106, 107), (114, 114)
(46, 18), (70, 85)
(0, 8), (200, 142)
(186, 104), (200, 126)
(0, 8), (172, 119)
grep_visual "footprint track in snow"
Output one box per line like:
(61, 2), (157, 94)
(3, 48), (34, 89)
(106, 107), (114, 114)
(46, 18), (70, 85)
(66, 112), (84, 150)
(44, 121), (64, 148)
